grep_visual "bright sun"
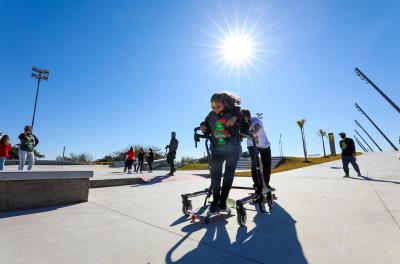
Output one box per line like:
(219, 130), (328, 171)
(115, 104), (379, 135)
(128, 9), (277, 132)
(222, 34), (253, 64)
(196, 3), (275, 81)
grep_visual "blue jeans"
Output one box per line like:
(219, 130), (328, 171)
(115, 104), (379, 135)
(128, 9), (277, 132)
(18, 150), (35, 170)
(0, 157), (6, 170)
(210, 142), (241, 205)
(342, 156), (360, 175)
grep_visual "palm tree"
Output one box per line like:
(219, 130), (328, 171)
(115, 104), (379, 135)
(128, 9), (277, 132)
(317, 129), (327, 157)
(296, 119), (308, 162)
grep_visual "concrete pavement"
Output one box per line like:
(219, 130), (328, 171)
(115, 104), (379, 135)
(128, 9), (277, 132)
(0, 151), (399, 263)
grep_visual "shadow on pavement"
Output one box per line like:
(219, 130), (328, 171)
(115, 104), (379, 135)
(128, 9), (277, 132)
(165, 203), (307, 264)
(191, 173), (211, 178)
(348, 175), (400, 185)
(130, 175), (171, 187)
(0, 204), (74, 219)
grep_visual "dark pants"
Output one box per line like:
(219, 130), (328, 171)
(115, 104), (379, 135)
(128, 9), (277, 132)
(210, 143), (241, 206)
(147, 160), (153, 171)
(167, 151), (176, 174)
(126, 160), (134, 170)
(137, 160), (144, 172)
(342, 155), (360, 175)
(248, 146), (272, 192)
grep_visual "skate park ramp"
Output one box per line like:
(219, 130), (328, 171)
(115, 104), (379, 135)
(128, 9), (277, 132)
(0, 151), (399, 263)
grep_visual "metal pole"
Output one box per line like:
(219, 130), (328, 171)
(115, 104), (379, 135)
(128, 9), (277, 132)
(354, 129), (374, 152)
(355, 120), (382, 151)
(279, 133), (283, 157)
(62, 146), (66, 161)
(355, 68), (400, 114)
(355, 103), (398, 151)
(354, 135), (368, 152)
(31, 77), (41, 129)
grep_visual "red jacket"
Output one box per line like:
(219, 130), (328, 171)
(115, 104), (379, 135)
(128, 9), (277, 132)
(126, 150), (136, 160)
(0, 144), (12, 158)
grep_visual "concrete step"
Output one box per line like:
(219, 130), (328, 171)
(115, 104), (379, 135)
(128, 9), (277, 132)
(236, 157), (285, 170)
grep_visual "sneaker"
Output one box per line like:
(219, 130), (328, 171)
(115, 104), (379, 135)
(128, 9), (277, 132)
(267, 185), (276, 191)
(219, 203), (231, 214)
(343, 175), (350, 178)
(207, 202), (219, 216)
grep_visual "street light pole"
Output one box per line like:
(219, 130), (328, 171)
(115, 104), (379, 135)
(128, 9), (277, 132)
(354, 135), (368, 152)
(354, 119), (382, 151)
(62, 146), (66, 162)
(354, 129), (374, 152)
(355, 103), (398, 151)
(355, 68), (400, 114)
(31, 66), (49, 130)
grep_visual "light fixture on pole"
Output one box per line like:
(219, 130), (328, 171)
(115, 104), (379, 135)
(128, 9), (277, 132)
(31, 66), (49, 129)
(355, 68), (399, 114)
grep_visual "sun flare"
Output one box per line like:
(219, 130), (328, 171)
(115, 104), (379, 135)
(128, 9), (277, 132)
(195, 3), (276, 82)
(222, 34), (253, 65)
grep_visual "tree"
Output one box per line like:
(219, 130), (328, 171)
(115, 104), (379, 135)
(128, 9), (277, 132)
(57, 152), (93, 163)
(8, 145), (45, 159)
(96, 145), (164, 162)
(296, 119), (308, 162)
(317, 129), (328, 157)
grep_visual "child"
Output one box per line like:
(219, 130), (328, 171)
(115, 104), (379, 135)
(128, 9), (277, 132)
(241, 109), (273, 194)
(0, 135), (12, 171)
(125, 146), (136, 174)
(200, 92), (247, 216)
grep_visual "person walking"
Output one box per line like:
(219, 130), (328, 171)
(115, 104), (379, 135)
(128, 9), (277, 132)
(137, 148), (145, 173)
(166, 132), (179, 176)
(147, 148), (155, 172)
(339, 132), (361, 177)
(0, 135), (12, 171)
(125, 146), (136, 174)
(241, 109), (274, 193)
(18, 126), (39, 171)
(200, 92), (247, 216)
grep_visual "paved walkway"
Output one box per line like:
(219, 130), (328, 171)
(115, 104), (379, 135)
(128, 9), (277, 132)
(1, 152), (399, 263)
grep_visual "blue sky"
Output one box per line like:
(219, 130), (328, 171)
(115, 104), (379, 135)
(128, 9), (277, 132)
(1, 0), (399, 160)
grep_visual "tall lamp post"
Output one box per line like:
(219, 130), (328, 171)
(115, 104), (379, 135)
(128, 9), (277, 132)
(354, 135), (368, 152)
(355, 68), (400, 114)
(354, 129), (374, 152)
(355, 103), (398, 151)
(62, 146), (67, 162)
(31, 66), (49, 129)
(354, 119), (382, 151)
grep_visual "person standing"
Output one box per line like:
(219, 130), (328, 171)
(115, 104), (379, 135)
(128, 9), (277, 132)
(137, 148), (145, 173)
(125, 146), (136, 174)
(18, 126), (39, 171)
(166, 132), (179, 176)
(200, 92), (247, 215)
(0, 135), (12, 171)
(339, 132), (361, 177)
(147, 148), (155, 172)
(241, 109), (273, 193)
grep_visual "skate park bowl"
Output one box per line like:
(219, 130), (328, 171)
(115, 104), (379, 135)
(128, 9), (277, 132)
(0, 171), (93, 212)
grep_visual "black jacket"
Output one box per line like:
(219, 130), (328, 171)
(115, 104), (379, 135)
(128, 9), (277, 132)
(339, 138), (356, 156)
